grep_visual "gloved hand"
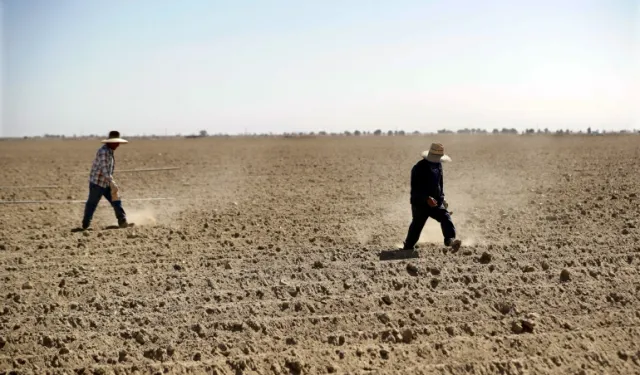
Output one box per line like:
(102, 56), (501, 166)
(427, 197), (437, 207)
(110, 180), (121, 201)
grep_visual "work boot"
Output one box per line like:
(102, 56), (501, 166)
(118, 219), (129, 228)
(402, 242), (418, 251)
(451, 239), (461, 251)
(445, 238), (462, 251)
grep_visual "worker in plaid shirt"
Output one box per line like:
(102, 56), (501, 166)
(81, 131), (130, 230)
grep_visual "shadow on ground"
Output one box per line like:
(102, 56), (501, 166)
(104, 223), (135, 230)
(379, 249), (420, 261)
(70, 224), (134, 232)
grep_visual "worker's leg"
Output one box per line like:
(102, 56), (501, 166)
(103, 185), (127, 226)
(403, 204), (429, 250)
(429, 206), (457, 246)
(82, 183), (103, 229)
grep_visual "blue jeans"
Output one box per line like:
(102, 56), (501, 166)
(82, 183), (126, 228)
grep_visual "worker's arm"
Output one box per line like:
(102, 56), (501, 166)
(412, 163), (436, 206)
(439, 165), (445, 201)
(422, 163), (442, 207)
(410, 164), (424, 196)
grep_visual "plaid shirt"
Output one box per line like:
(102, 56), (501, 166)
(89, 145), (115, 188)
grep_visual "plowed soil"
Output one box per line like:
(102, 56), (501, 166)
(1, 135), (639, 375)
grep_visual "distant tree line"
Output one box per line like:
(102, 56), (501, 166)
(9, 127), (640, 140)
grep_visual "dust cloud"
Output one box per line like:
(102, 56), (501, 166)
(126, 207), (159, 226)
(377, 163), (520, 248)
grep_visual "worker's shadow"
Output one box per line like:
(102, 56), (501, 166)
(70, 224), (134, 232)
(379, 248), (420, 261)
(104, 223), (135, 230)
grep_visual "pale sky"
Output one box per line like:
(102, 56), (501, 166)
(1, 0), (638, 137)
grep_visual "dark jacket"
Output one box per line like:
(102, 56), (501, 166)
(410, 159), (444, 206)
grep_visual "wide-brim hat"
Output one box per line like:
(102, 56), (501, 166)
(101, 138), (128, 144)
(101, 131), (128, 144)
(422, 142), (451, 163)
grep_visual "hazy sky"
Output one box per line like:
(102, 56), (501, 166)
(1, 0), (638, 137)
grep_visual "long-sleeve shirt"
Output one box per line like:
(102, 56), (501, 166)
(409, 159), (444, 206)
(89, 145), (115, 188)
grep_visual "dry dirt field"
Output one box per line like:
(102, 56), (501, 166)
(1, 134), (639, 375)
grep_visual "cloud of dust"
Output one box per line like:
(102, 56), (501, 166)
(92, 201), (185, 228)
(374, 167), (522, 248)
(126, 206), (160, 226)
(380, 196), (460, 248)
(354, 226), (373, 246)
(200, 140), (262, 206)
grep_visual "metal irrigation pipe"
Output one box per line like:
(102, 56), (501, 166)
(115, 167), (180, 173)
(0, 185), (73, 189)
(0, 197), (175, 205)
(0, 167), (181, 188)
(69, 166), (180, 175)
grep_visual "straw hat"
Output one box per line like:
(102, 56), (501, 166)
(421, 142), (451, 163)
(101, 130), (128, 144)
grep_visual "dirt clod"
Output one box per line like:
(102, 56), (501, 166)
(521, 313), (539, 333)
(401, 329), (415, 343)
(523, 265), (535, 273)
(618, 350), (629, 361)
(328, 335), (345, 346)
(511, 321), (524, 334)
(191, 324), (206, 338)
(479, 252), (492, 264)
(380, 349), (390, 360)
(560, 269), (571, 282)
(41, 335), (55, 348)
(376, 312), (391, 324)
(406, 263), (419, 276)
(285, 358), (305, 374)
(541, 261), (550, 271)
(495, 301), (514, 315)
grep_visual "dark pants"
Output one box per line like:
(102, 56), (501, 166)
(404, 203), (456, 249)
(82, 183), (126, 228)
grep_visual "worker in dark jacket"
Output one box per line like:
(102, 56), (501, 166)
(403, 143), (461, 251)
